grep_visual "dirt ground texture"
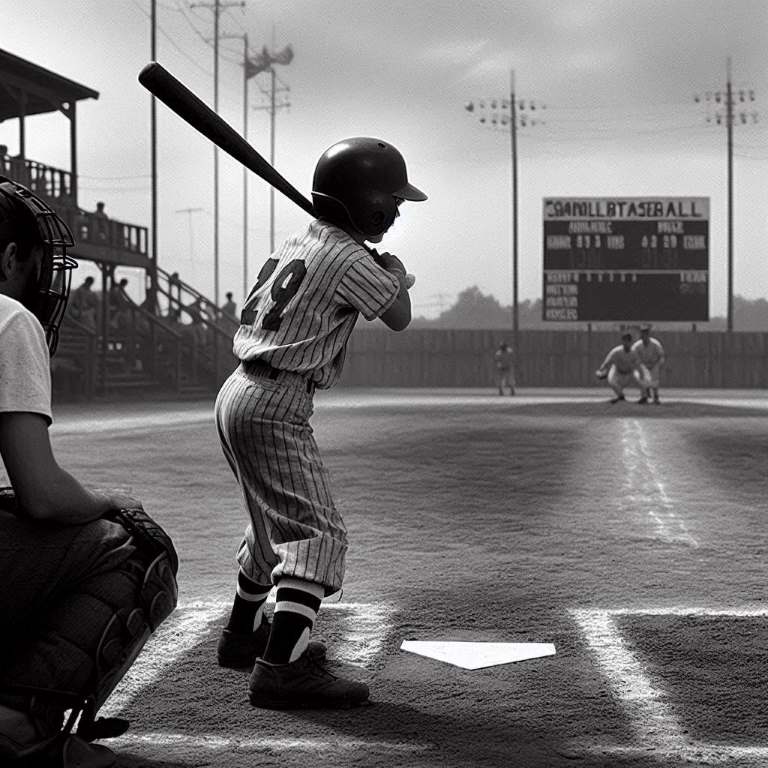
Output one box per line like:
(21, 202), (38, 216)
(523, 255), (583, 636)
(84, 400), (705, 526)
(46, 388), (768, 768)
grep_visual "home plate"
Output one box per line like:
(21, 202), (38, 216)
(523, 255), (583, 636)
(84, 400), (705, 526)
(400, 641), (556, 670)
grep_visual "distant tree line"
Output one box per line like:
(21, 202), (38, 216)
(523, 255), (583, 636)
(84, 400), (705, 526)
(378, 285), (768, 332)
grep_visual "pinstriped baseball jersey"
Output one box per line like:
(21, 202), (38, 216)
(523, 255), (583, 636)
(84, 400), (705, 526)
(233, 219), (400, 389)
(215, 217), (404, 594)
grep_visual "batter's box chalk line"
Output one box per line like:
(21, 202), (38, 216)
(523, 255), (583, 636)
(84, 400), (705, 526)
(108, 732), (429, 755)
(101, 599), (394, 718)
(570, 605), (768, 764)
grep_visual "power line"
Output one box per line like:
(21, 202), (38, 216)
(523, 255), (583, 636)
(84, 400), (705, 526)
(129, 0), (213, 77)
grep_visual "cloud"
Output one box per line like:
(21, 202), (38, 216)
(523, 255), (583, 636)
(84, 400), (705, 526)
(418, 38), (491, 65)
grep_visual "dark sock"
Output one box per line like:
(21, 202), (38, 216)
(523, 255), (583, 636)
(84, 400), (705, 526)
(262, 578), (324, 664)
(225, 571), (271, 633)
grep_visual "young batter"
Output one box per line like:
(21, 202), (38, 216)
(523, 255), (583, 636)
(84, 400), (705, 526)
(214, 137), (426, 709)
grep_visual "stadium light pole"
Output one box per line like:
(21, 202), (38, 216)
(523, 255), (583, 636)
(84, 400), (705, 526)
(695, 57), (758, 332)
(464, 70), (544, 356)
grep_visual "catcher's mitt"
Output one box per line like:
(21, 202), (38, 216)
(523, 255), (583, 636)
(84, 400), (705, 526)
(105, 504), (179, 576)
(595, 370), (607, 380)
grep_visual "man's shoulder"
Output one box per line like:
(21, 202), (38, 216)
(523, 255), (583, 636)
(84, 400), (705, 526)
(0, 294), (35, 326)
(0, 296), (48, 359)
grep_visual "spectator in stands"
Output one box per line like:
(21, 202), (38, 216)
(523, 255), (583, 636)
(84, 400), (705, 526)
(74, 209), (89, 241)
(94, 201), (109, 242)
(108, 278), (132, 331)
(67, 276), (98, 331)
(168, 271), (182, 315)
(222, 292), (238, 324)
(184, 297), (208, 347)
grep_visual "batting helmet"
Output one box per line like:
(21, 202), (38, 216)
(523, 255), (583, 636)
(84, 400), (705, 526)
(311, 137), (427, 238)
(0, 177), (76, 355)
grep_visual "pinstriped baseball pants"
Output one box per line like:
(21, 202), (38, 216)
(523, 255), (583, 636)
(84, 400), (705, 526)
(214, 365), (348, 594)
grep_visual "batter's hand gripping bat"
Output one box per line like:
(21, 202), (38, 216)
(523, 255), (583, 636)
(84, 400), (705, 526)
(138, 61), (415, 288)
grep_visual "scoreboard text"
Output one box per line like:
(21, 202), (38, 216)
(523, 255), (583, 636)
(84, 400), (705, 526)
(542, 197), (709, 322)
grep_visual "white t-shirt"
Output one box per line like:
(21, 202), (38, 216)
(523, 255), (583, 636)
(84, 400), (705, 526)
(0, 293), (52, 424)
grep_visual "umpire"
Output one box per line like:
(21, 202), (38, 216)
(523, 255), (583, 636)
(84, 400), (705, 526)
(0, 178), (178, 767)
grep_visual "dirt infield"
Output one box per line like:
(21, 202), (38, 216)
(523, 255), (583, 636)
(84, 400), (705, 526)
(45, 389), (768, 767)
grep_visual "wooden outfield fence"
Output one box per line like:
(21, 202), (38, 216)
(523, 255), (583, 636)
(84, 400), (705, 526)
(340, 328), (768, 389)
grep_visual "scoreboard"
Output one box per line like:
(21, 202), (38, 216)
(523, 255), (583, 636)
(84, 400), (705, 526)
(542, 197), (709, 322)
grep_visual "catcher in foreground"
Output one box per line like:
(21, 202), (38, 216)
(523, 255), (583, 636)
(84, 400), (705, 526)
(0, 178), (178, 767)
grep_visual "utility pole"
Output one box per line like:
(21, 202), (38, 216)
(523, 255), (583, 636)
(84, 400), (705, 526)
(189, 0), (244, 308)
(465, 75), (544, 357)
(242, 33), (249, 299)
(223, 31), (252, 299)
(695, 58), (759, 332)
(149, 0), (158, 314)
(251, 34), (293, 252)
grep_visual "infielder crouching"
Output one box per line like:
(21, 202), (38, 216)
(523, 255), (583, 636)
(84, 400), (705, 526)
(632, 324), (666, 404)
(595, 332), (649, 404)
(215, 137), (426, 709)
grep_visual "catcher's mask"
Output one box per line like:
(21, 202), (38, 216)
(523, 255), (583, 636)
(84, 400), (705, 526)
(311, 137), (427, 238)
(0, 176), (76, 355)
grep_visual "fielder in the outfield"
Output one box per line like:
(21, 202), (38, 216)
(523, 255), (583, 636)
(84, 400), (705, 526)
(595, 332), (649, 404)
(493, 341), (516, 396)
(632, 324), (666, 404)
(214, 137), (426, 710)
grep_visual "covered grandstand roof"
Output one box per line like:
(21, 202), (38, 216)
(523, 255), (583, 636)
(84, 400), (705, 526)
(0, 48), (98, 121)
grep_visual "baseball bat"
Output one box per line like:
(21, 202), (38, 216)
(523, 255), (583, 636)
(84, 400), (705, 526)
(139, 61), (315, 217)
(138, 61), (415, 288)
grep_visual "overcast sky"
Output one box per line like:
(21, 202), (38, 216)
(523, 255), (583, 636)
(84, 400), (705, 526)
(2, 0), (766, 318)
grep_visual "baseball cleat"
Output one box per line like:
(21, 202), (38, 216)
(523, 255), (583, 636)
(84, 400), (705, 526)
(217, 618), (327, 669)
(248, 654), (370, 709)
(637, 396), (648, 404)
(609, 395), (625, 404)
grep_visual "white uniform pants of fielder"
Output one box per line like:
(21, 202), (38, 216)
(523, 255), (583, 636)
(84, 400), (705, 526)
(607, 365), (647, 396)
(644, 363), (661, 388)
(214, 365), (347, 595)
